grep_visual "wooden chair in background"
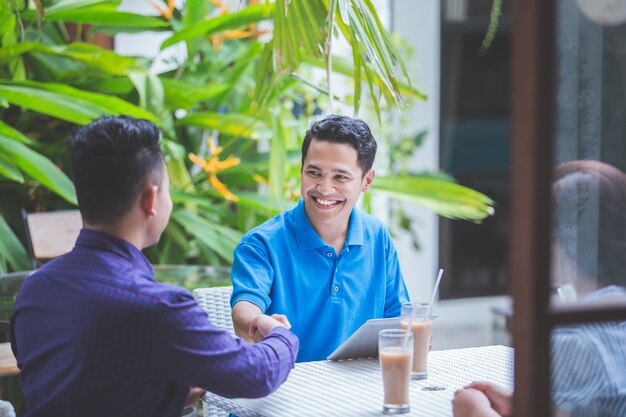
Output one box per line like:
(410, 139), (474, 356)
(22, 209), (82, 269)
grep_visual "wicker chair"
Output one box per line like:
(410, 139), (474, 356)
(191, 286), (235, 417)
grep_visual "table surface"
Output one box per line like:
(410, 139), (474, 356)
(203, 345), (514, 417)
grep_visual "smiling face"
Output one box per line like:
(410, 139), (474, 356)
(301, 138), (374, 232)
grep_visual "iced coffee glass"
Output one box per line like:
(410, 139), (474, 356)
(400, 302), (432, 380)
(378, 329), (413, 414)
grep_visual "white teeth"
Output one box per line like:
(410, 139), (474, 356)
(316, 198), (337, 206)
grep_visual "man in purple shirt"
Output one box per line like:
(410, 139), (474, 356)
(11, 116), (299, 417)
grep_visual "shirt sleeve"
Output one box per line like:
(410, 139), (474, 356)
(382, 230), (410, 318)
(550, 326), (611, 409)
(152, 289), (298, 398)
(230, 241), (274, 312)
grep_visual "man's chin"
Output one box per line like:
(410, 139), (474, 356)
(142, 235), (162, 250)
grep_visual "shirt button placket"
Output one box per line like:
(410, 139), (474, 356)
(328, 249), (340, 301)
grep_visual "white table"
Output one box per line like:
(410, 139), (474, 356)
(203, 345), (514, 417)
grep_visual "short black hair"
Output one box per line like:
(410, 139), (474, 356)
(69, 116), (163, 225)
(301, 114), (377, 176)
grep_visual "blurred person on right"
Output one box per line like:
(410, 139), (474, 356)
(452, 160), (626, 417)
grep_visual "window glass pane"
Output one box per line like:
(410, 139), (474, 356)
(550, 1), (626, 413)
(551, 0), (626, 306)
(439, 0), (511, 299)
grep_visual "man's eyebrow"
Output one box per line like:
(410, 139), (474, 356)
(333, 168), (353, 176)
(304, 164), (353, 174)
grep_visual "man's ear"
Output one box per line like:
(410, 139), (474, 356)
(362, 169), (375, 192)
(140, 185), (159, 216)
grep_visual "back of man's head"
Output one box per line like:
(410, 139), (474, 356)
(70, 116), (163, 225)
(302, 114), (377, 175)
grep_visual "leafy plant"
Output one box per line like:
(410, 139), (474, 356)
(0, 0), (494, 273)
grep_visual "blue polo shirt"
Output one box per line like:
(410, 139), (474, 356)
(231, 199), (409, 362)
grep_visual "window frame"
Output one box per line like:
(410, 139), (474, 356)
(511, 0), (626, 415)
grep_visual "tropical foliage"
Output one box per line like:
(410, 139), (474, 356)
(0, 0), (494, 273)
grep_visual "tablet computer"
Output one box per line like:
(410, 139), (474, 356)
(326, 317), (402, 361)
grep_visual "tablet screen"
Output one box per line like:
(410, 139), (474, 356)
(326, 317), (402, 361)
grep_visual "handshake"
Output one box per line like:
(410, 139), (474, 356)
(248, 313), (292, 343)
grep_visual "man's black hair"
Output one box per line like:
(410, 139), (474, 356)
(69, 115), (163, 224)
(301, 114), (377, 176)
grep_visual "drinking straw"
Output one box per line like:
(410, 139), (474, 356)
(403, 303), (414, 350)
(428, 268), (444, 308)
(403, 268), (444, 350)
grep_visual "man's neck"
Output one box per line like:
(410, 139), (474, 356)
(312, 221), (348, 254)
(85, 217), (146, 250)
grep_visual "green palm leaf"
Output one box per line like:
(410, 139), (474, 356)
(21, 3), (168, 29)
(372, 176), (495, 222)
(0, 215), (30, 273)
(0, 83), (103, 124)
(171, 209), (242, 263)
(0, 120), (32, 145)
(177, 112), (271, 140)
(0, 134), (77, 204)
(301, 54), (426, 101)
(0, 152), (23, 182)
(161, 79), (230, 110)
(0, 81), (159, 124)
(273, 0), (327, 73)
(161, 3), (275, 50)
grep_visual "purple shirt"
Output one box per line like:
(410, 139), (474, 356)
(11, 229), (298, 417)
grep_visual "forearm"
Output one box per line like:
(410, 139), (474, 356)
(159, 315), (298, 399)
(232, 300), (262, 342)
(218, 326), (299, 398)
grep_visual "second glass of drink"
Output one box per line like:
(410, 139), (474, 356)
(401, 302), (432, 380)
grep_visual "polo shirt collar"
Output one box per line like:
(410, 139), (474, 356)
(292, 199), (364, 250)
(346, 206), (364, 246)
(76, 228), (154, 277)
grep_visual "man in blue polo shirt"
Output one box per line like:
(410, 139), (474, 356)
(231, 114), (410, 362)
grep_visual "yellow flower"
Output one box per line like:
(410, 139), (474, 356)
(209, 0), (230, 15)
(148, 0), (175, 20)
(208, 28), (271, 50)
(189, 139), (241, 202)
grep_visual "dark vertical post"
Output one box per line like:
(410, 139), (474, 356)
(510, 0), (555, 415)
